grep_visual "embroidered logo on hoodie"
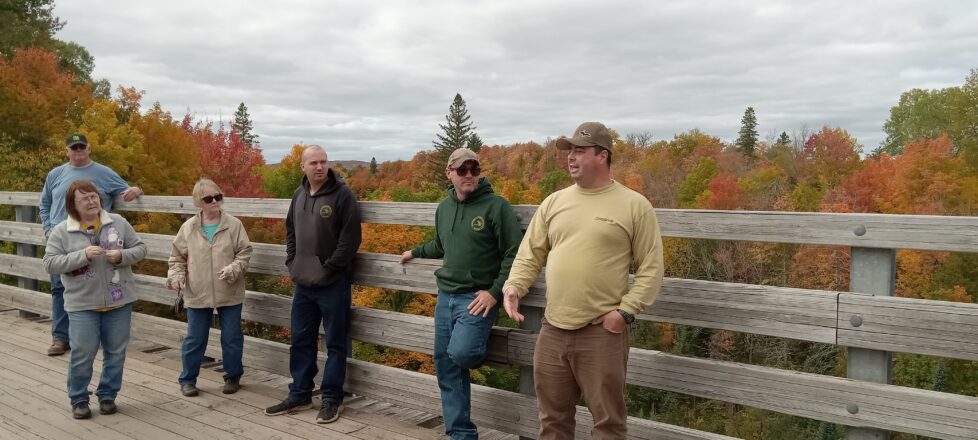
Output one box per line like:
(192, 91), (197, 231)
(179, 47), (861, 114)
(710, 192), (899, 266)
(320, 205), (333, 218)
(471, 216), (485, 231)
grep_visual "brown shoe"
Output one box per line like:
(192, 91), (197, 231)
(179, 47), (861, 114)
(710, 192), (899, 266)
(47, 340), (69, 356)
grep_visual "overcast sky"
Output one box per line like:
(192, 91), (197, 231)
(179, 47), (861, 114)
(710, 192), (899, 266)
(54, 1), (978, 163)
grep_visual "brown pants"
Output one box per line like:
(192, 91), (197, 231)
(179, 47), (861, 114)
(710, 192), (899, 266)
(533, 320), (630, 440)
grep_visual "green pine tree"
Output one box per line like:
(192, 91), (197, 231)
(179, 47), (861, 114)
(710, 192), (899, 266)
(426, 93), (477, 188)
(467, 132), (483, 153)
(232, 102), (259, 146)
(369, 157), (378, 175)
(777, 131), (791, 147)
(736, 106), (759, 156)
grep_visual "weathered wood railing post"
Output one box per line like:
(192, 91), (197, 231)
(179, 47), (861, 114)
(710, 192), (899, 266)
(846, 246), (895, 440)
(518, 305), (542, 440)
(14, 205), (40, 318)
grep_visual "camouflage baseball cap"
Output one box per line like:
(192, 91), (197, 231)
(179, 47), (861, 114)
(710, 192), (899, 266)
(447, 148), (480, 168)
(554, 121), (612, 151)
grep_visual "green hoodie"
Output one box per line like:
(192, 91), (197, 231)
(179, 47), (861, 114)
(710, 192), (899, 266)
(412, 177), (523, 301)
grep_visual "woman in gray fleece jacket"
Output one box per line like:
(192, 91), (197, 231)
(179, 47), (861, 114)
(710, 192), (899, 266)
(43, 179), (147, 420)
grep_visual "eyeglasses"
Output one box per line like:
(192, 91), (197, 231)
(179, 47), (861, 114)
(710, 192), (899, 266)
(68, 144), (87, 151)
(202, 194), (224, 204)
(78, 193), (100, 204)
(451, 165), (481, 177)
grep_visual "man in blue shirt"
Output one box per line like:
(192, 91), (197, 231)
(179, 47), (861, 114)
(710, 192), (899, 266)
(39, 132), (142, 356)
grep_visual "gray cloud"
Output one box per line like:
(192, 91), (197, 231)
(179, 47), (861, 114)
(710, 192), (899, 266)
(55, 0), (978, 162)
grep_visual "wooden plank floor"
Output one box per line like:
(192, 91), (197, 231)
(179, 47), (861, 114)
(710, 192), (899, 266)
(0, 309), (482, 440)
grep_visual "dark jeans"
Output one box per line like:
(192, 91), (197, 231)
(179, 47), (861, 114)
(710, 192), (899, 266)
(434, 291), (498, 440)
(50, 274), (69, 342)
(179, 304), (244, 385)
(287, 277), (351, 405)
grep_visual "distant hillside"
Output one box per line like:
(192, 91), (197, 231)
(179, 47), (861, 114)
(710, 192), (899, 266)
(265, 160), (370, 170)
(332, 160), (371, 170)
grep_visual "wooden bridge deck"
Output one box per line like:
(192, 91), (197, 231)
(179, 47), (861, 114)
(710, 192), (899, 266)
(0, 310), (508, 440)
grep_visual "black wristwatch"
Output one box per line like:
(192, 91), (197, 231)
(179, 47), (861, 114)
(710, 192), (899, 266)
(617, 309), (635, 324)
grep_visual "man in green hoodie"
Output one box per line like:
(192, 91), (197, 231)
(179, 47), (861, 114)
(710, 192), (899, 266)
(400, 148), (523, 440)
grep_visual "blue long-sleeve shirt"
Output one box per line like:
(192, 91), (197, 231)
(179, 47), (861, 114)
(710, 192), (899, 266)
(40, 162), (130, 232)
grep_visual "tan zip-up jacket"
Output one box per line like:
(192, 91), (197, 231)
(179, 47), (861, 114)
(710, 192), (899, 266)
(167, 210), (252, 309)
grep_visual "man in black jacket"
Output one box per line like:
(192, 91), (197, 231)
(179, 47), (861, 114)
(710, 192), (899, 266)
(265, 145), (362, 424)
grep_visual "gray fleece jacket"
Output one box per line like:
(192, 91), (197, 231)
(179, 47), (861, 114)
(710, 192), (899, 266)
(43, 210), (147, 312)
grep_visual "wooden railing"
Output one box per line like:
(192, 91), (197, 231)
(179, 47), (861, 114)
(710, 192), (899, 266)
(2, 191), (978, 440)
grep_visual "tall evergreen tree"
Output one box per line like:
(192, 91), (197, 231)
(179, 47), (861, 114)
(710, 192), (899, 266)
(369, 157), (378, 175)
(736, 106), (759, 156)
(232, 102), (259, 146)
(466, 132), (483, 153)
(777, 131), (791, 147)
(425, 93), (477, 188)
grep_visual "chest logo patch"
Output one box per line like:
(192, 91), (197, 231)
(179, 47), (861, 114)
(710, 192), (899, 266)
(471, 216), (485, 231)
(320, 205), (333, 218)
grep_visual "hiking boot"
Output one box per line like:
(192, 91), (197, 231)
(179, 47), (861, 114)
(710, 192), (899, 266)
(180, 383), (199, 397)
(48, 340), (69, 356)
(99, 400), (117, 415)
(222, 377), (240, 394)
(316, 401), (343, 424)
(264, 398), (312, 416)
(72, 402), (91, 419)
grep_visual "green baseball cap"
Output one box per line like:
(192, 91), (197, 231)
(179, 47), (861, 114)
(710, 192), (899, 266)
(554, 121), (612, 151)
(66, 132), (89, 148)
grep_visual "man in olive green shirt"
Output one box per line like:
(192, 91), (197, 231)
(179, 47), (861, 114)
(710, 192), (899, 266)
(503, 122), (664, 440)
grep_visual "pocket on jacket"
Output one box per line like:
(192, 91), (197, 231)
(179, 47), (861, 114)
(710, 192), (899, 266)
(433, 267), (476, 286)
(289, 254), (329, 286)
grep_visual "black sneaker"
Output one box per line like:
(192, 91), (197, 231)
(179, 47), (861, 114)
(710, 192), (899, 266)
(180, 383), (199, 397)
(316, 402), (343, 424)
(99, 400), (117, 415)
(264, 398), (312, 416)
(72, 402), (91, 419)
(222, 377), (240, 394)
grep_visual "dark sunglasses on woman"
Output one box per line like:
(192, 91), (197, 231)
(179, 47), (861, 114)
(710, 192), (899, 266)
(202, 194), (224, 204)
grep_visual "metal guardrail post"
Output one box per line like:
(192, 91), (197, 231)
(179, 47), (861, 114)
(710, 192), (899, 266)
(518, 305), (542, 440)
(846, 246), (895, 440)
(14, 205), (40, 318)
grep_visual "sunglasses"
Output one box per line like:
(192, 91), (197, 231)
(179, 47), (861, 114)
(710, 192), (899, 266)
(68, 144), (87, 151)
(202, 194), (224, 204)
(452, 165), (481, 177)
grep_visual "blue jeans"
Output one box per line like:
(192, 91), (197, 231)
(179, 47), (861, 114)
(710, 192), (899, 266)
(67, 303), (132, 405)
(288, 277), (351, 405)
(50, 274), (69, 342)
(434, 291), (498, 440)
(179, 304), (244, 385)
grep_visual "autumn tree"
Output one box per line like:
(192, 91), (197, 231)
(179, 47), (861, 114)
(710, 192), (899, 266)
(736, 106), (758, 157)
(262, 144), (305, 198)
(0, 0), (96, 83)
(879, 69), (978, 162)
(184, 118), (268, 197)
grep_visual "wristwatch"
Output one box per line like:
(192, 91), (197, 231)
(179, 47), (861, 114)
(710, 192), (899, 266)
(617, 309), (635, 324)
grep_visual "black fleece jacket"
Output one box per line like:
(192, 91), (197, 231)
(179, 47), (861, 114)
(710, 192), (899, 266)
(285, 169), (362, 288)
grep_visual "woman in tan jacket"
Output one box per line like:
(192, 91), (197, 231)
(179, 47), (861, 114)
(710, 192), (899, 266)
(166, 178), (252, 397)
